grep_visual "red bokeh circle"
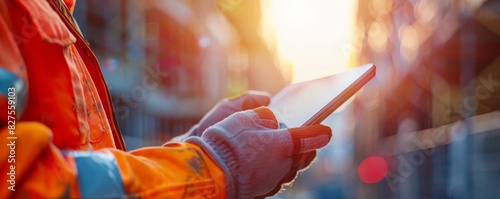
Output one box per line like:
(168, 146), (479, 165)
(358, 156), (388, 184)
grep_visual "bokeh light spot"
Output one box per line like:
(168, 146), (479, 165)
(358, 156), (388, 184)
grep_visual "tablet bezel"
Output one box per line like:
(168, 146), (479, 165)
(301, 64), (376, 126)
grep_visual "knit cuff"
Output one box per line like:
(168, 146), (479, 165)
(184, 136), (237, 198)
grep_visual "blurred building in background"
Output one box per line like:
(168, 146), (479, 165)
(350, 0), (500, 198)
(73, 0), (500, 198)
(73, 0), (289, 149)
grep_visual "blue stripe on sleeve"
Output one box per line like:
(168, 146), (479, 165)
(0, 67), (20, 96)
(0, 67), (28, 111)
(63, 151), (125, 198)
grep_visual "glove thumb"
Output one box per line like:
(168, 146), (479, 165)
(288, 124), (332, 154)
(228, 90), (271, 110)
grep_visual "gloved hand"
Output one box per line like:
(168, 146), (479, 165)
(185, 107), (332, 198)
(172, 91), (270, 141)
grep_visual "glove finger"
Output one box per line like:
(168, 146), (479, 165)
(275, 151), (317, 187)
(227, 90), (271, 110)
(257, 151), (317, 198)
(253, 107), (279, 129)
(288, 124), (332, 154)
(197, 91), (271, 134)
(292, 150), (317, 170)
(257, 125), (322, 198)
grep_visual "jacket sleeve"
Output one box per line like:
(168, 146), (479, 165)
(0, 2), (226, 198)
(0, 122), (227, 198)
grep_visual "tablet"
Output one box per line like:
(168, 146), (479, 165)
(269, 63), (376, 127)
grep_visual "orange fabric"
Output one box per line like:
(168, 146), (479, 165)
(0, 0), (227, 198)
(114, 142), (226, 198)
(63, 0), (75, 12)
(0, 122), (81, 198)
(0, 122), (226, 198)
(10, 0), (115, 150)
(0, 0), (26, 125)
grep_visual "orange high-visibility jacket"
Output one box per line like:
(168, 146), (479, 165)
(0, 0), (226, 198)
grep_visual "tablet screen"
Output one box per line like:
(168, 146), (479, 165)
(269, 64), (375, 127)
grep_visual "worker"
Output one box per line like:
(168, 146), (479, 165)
(0, 0), (332, 198)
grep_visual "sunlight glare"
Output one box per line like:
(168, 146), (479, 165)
(263, 0), (357, 83)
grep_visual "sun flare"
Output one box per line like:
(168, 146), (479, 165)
(262, 0), (357, 82)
